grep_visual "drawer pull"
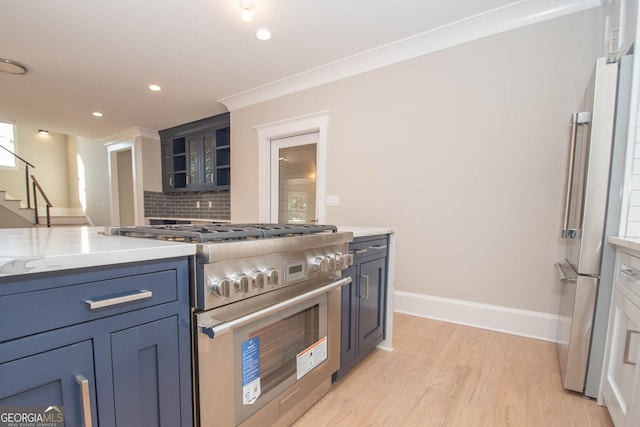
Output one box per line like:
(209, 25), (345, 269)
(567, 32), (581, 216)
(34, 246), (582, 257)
(369, 244), (387, 251)
(350, 249), (368, 255)
(360, 275), (369, 299)
(623, 329), (640, 366)
(85, 290), (153, 310)
(76, 375), (93, 427)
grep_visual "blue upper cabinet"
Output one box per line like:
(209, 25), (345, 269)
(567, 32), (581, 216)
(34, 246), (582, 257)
(0, 257), (193, 427)
(160, 112), (230, 192)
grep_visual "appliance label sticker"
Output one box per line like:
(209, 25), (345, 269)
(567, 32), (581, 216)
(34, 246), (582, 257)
(241, 337), (261, 405)
(296, 336), (327, 380)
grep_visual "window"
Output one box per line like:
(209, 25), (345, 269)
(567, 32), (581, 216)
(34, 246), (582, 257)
(0, 121), (15, 167)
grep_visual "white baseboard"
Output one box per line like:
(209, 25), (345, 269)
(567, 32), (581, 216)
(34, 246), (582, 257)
(394, 291), (559, 343)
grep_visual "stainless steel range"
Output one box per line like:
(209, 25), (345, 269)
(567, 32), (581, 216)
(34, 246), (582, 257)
(112, 224), (353, 427)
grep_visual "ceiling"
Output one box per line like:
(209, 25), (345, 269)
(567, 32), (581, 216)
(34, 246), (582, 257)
(0, 0), (599, 139)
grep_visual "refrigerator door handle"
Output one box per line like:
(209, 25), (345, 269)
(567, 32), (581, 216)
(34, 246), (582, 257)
(555, 263), (578, 284)
(562, 114), (580, 239)
(562, 112), (592, 239)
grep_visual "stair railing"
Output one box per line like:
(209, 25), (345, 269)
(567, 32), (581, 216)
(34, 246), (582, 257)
(0, 144), (36, 209)
(30, 175), (53, 227)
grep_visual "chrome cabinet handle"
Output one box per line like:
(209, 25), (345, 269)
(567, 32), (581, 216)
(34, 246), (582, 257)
(169, 177), (174, 186)
(555, 263), (577, 284)
(85, 290), (152, 310)
(623, 330), (640, 366)
(360, 275), (369, 299)
(76, 375), (93, 427)
(350, 249), (367, 255)
(369, 245), (387, 251)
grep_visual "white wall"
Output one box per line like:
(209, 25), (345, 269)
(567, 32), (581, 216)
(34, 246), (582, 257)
(230, 9), (603, 315)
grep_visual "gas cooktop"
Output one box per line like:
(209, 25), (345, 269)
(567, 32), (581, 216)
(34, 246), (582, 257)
(111, 223), (338, 243)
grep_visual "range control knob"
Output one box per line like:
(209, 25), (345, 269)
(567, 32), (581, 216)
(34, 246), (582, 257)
(209, 277), (232, 298)
(338, 253), (354, 269)
(234, 274), (251, 293)
(250, 270), (267, 289)
(327, 255), (338, 271)
(265, 269), (281, 286)
(311, 256), (330, 272)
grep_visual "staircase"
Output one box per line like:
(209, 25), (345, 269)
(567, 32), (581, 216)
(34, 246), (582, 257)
(0, 191), (91, 228)
(0, 145), (92, 228)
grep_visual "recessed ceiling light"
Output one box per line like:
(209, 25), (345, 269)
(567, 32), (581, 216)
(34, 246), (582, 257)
(92, 112), (103, 117)
(256, 29), (271, 41)
(149, 84), (162, 91)
(38, 129), (49, 136)
(0, 58), (27, 75)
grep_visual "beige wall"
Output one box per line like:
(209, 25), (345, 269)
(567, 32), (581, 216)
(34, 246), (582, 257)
(14, 126), (71, 208)
(141, 135), (162, 193)
(68, 135), (112, 226)
(230, 10), (603, 315)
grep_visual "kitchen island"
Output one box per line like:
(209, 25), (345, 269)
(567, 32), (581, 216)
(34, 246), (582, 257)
(0, 226), (195, 426)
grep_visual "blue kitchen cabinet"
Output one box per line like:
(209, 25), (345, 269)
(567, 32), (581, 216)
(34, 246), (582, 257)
(0, 340), (97, 426)
(160, 112), (230, 192)
(0, 257), (193, 427)
(334, 235), (388, 381)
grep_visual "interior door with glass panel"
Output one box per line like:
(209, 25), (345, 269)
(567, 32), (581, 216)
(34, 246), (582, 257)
(270, 133), (318, 224)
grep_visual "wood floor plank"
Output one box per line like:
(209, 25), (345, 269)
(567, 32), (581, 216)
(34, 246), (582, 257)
(293, 313), (614, 427)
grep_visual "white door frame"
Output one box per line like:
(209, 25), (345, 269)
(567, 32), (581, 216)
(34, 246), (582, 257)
(255, 111), (330, 223)
(103, 127), (158, 226)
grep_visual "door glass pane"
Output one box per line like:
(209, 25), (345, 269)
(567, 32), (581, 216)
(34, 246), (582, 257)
(203, 135), (214, 184)
(188, 136), (199, 185)
(278, 144), (316, 223)
(249, 304), (319, 394)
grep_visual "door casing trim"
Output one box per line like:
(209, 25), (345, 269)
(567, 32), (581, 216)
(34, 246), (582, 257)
(255, 111), (330, 223)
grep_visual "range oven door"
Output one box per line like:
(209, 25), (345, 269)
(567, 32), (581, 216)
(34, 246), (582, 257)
(195, 276), (350, 427)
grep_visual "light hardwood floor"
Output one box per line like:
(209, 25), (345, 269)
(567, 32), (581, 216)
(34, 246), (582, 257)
(293, 313), (613, 427)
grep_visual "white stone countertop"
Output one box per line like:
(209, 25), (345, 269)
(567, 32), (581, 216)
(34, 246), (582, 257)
(337, 226), (394, 238)
(608, 236), (640, 254)
(0, 226), (196, 278)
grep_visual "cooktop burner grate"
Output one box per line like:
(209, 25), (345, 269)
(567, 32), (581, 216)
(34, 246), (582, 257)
(111, 223), (337, 243)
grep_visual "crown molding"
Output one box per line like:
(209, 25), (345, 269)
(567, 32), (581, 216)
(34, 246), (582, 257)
(101, 126), (159, 145)
(218, 0), (602, 111)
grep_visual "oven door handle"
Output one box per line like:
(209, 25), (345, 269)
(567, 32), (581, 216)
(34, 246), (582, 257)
(199, 276), (352, 339)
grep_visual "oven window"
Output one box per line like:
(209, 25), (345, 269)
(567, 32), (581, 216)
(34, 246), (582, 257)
(250, 303), (320, 394)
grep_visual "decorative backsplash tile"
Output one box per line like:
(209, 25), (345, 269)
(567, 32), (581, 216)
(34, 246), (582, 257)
(144, 191), (230, 220)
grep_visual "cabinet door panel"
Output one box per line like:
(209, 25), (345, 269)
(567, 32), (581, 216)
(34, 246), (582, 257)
(0, 340), (97, 427)
(603, 290), (640, 426)
(340, 265), (357, 367)
(111, 316), (183, 427)
(358, 257), (385, 352)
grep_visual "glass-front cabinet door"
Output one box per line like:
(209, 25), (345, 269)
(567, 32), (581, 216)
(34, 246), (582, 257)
(203, 134), (215, 186)
(187, 135), (200, 188)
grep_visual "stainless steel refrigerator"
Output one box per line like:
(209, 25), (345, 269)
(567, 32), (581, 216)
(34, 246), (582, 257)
(556, 54), (633, 398)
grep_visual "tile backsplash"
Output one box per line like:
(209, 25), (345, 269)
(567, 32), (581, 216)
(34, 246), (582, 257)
(144, 191), (230, 221)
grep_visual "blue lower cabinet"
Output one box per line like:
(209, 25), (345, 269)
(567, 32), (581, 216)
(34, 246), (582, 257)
(0, 340), (97, 427)
(0, 258), (193, 427)
(334, 235), (389, 381)
(111, 316), (184, 426)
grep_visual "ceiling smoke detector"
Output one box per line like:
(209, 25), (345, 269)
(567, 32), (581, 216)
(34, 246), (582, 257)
(0, 58), (28, 75)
